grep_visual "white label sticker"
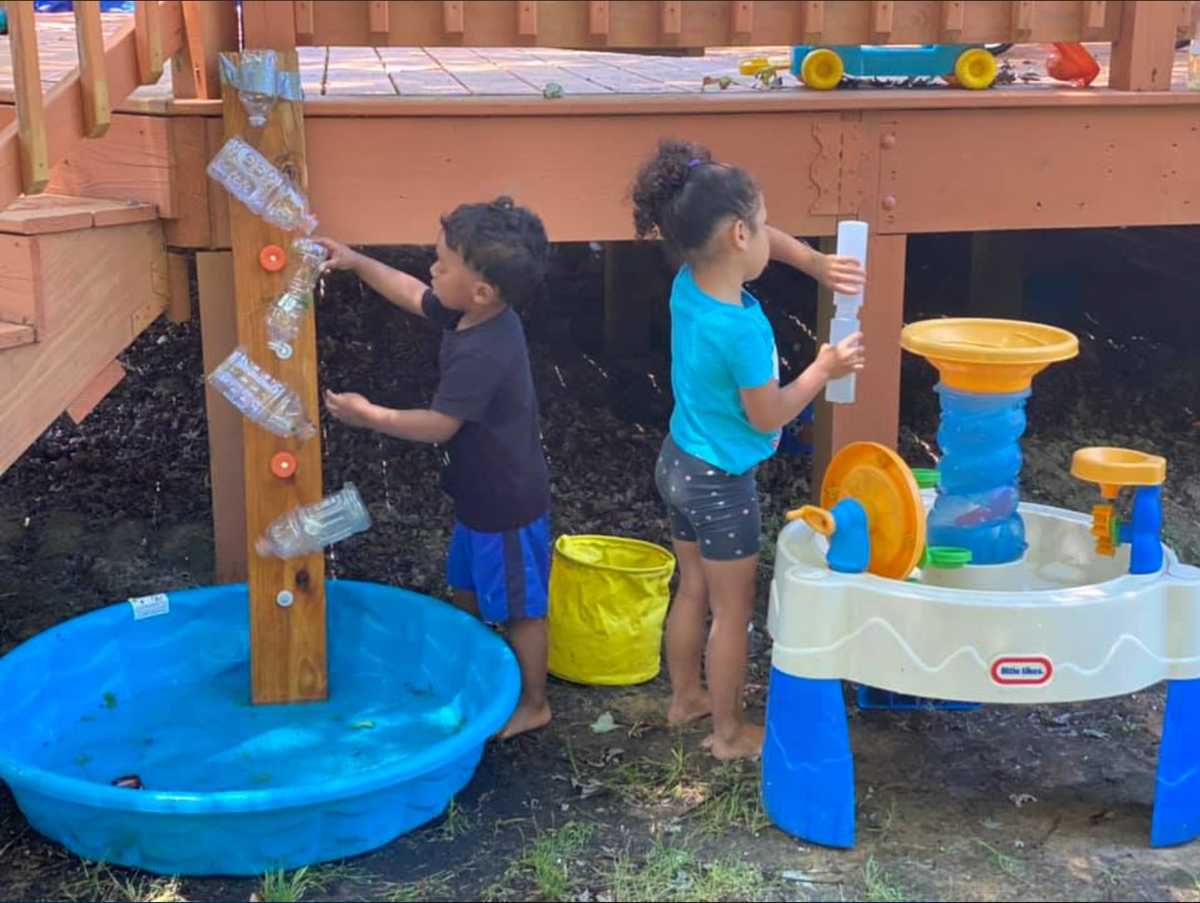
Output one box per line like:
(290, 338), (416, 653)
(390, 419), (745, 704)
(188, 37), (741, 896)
(129, 593), (170, 621)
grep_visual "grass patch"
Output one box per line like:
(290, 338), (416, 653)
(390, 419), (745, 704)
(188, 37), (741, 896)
(863, 857), (907, 903)
(381, 870), (454, 902)
(259, 863), (371, 902)
(975, 839), (1026, 881)
(503, 821), (596, 902)
(605, 739), (698, 804)
(436, 798), (472, 841)
(60, 863), (188, 902)
(609, 843), (774, 902)
(689, 763), (769, 836)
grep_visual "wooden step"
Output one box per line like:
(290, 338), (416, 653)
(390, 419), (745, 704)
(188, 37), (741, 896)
(0, 194), (157, 235)
(0, 321), (36, 349)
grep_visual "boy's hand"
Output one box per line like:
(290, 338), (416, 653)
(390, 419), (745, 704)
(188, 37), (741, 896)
(313, 237), (359, 273)
(812, 253), (866, 297)
(815, 332), (866, 381)
(324, 389), (376, 429)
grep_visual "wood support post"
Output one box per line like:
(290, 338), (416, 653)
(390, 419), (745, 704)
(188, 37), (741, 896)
(198, 250), (248, 585)
(241, 0), (298, 50)
(813, 233), (907, 497)
(74, 1), (112, 139)
(1110, 0), (1179, 91)
(172, 0), (240, 100)
(220, 51), (327, 704)
(10, 1), (49, 195)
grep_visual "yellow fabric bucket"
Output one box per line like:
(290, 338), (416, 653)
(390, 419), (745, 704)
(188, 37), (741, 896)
(547, 534), (676, 685)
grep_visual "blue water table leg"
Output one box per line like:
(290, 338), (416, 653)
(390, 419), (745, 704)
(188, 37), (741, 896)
(1151, 679), (1200, 847)
(762, 670), (855, 848)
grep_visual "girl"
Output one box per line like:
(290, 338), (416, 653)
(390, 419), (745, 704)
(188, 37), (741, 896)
(632, 140), (866, 760)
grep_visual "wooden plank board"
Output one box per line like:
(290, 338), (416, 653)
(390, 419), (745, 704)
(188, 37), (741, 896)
(220, 50), (328, 705)
(197, 249), (248, 584)
(46, 115), (176, 217)
(163, 115), (216, 247)
(167, 249), (191, 322)
(241, 0), (298, 50)
(66, 358), (125, 424)
(0, 321), (36, 349)
(172, 0), (240, 99)
(0, 194), (157, 234)
(73, 1), (112, 138)
(813, 232), (906, 493)
(9, 1), (49, 195)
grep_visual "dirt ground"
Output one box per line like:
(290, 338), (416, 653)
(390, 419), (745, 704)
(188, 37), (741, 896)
(2, 229), (1200, 903)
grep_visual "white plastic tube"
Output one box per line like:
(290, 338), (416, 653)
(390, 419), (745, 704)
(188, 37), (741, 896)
(825, 221), (868, 404)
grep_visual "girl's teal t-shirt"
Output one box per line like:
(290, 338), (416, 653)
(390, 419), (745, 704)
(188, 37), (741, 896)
(668, 265), (780, 475)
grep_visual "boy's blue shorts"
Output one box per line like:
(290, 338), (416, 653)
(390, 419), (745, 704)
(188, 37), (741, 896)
(447, 513), (551, 624)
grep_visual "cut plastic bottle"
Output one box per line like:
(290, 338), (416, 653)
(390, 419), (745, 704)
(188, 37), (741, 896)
(256, 484), (372, 559)
(825, 221), (868, 405)
(206, 136), (318, 235)
(267, 238), (329, 360)
(206, 346), (317, 442)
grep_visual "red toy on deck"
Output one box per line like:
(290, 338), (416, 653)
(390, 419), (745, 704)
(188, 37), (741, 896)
(1047, 43), (1101, 87)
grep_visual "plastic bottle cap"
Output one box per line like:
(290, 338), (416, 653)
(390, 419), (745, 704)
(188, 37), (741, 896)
(271, 451), (297, 479)
(276, 590), (294, 608)
(910, 468), (941, 490)
(260, 244), (287, 272)
(924, 547), (973, 569)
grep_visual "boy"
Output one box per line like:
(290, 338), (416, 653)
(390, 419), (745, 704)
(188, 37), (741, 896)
(317, 196), (552, 739)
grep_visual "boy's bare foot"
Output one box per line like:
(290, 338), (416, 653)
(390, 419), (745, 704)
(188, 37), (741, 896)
(702, 723), (764, 761)
(497, 700), (552, 740)
(667, 691), (712, 725)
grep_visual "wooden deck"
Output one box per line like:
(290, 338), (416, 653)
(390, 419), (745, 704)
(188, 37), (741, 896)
(0, 13), (1193, 107)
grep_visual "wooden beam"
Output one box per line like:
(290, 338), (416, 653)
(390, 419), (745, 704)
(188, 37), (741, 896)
(941, 0), (965, 41)
(172, 0), (239, 100)
(870, 1), (894, 42)
(368, 0), (390, 42)
(731, 0), (754, 37)
(518, 0), (538, 38)
(660, 0), (682, 37)
(443, 0), (465, 35)
(800, 0), (825, 43)
(814, 233), (906, 495)
(9, 1), (49, 195)
(73, 2), (111, 139)
(1110, 0), (1179, 90)
(197, 250), (247, 584)
(295, 1), (316, 44)
(589, 1), (609, 36)
(220, 51), (327, 705)
(67, 359), (125, 425)
(134, 0), (165, 85)
(1179, 0), (1197, 41)
(167, 250), (192, 322)
(1011, 0), (1035, 41)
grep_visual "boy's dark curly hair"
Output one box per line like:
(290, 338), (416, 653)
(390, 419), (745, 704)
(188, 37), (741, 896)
(630, 139), (761, 260)
(441, 196), (549, 307)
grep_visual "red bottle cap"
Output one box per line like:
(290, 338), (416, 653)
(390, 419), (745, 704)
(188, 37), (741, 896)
(271, 451), (298, 479)
(260, 244), (287, 272)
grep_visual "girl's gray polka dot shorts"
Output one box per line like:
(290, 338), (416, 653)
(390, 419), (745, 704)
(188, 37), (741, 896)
(655, 435), (761, 562)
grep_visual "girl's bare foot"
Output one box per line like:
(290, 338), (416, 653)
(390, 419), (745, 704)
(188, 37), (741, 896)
(702, 723), (764, 761)
(667, 690), (712, 725)
(497, 700), (552, 739)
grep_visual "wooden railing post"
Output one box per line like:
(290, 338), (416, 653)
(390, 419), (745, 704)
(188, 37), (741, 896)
(9, 1), (49, 195)
(134, 0), (165, 85)
(241, 1), (298, 50)
(74, 1), (112, 138)
(1110, 0), (1180, 90)
(172, 0), (240, 100)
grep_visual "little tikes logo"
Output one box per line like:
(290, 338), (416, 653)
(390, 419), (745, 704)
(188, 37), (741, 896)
(991, 655), (1054, 687)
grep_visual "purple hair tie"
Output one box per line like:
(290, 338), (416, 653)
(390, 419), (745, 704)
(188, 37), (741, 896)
(687, 158), (705, 169)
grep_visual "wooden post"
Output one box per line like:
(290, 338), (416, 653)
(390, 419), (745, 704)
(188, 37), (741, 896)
(73, 1), (111, 139)
(589, 1), (609, 37)
(443, 1), (465, 35)
(968, 231), (1025, 319)
(800, 1), (825, 43)
(198, 250), (248, 585)
(241, 0), (298, 50)
(603, 242), (668, 358)
(172, 0), (239, 100)
(167, 250), (192, 322)
(813, 233), (907, 496)
(731, 1), (754, 38)
(133, 0), (164, 85)
(941, 0), (965, 41)
(870, 1), (894, 42)
(1110, 0), (1179, 91)
(9, 1), (49, 195)
(1010, 0), (1035, 42)
(660, 0), (683, 37)
(369, 0), (391, 42)
(220, 51), (327, 705)
(295, 1), (316, 44)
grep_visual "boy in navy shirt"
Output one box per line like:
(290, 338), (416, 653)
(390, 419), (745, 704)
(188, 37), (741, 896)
(318, 197), (552, 738)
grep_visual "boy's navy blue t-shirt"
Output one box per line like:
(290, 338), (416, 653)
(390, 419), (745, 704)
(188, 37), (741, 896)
(422, 290), (550, 532)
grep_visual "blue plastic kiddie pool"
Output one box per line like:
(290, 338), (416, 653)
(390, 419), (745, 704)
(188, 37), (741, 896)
(0, 580), (519, 875)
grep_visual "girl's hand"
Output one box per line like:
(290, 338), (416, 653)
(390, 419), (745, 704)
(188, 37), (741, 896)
(313, 237), (359, 273)
(816, 333), (866, 381)
(812, 253), (866, 297)
(324, 389), (375, 429)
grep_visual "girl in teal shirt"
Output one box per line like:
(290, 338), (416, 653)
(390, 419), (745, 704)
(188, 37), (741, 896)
(632, 140), (866, 760)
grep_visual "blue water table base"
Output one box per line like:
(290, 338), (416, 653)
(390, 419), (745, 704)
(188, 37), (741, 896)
(0, 581), (520, 876)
